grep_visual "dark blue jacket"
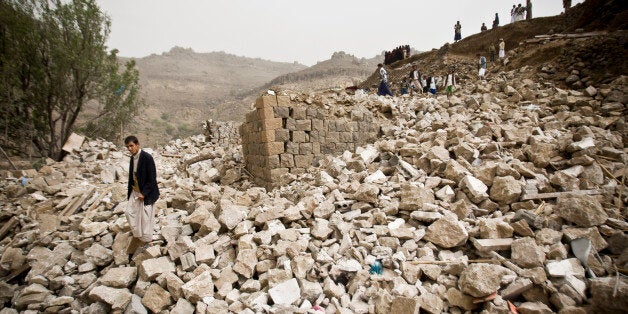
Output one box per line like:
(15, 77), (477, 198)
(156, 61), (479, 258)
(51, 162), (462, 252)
(127, 150), (160, 205)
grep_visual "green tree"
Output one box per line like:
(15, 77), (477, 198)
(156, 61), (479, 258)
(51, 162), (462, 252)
(0, 0), (144, 160)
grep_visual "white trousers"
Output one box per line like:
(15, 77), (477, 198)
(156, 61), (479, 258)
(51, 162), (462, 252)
(126, 190), (155, 242)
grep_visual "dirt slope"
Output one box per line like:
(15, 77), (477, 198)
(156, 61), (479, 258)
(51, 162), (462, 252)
(360, 0), (627, 92)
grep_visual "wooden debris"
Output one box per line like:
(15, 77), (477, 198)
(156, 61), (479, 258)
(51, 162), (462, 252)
(1, 263), (30, 283)
(161, 153), (182, 158)
(60, 187), (96, 216)
(0, 217), (19, 241)
(178, 152), (217, 176)
(82, 187), (112, 222)
(595, 157), (621, 185)
(0, 146), (17, 170)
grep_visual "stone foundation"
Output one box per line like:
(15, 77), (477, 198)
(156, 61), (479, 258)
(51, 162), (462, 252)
(240, 94), (380, 189)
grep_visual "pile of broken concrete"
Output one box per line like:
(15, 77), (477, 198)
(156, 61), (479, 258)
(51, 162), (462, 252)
(0, 71), (626, 313)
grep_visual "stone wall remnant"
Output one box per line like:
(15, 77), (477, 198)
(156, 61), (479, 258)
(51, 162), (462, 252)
(240, 94), (380, 189)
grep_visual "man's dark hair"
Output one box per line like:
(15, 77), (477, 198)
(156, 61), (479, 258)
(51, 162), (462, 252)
(124, 135), (139, 145)
(377, 63), (383, 67)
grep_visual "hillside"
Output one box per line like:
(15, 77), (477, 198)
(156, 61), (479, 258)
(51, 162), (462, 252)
(115, 47), (307, 146)
(264, 51), (380, 92)
(360, 0), (628, 94)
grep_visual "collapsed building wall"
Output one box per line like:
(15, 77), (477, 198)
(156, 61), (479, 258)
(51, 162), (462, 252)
(239, 94), (380, 189)
(204, 119), (240, 146)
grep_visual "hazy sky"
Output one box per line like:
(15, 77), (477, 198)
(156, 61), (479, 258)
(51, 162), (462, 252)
(96, 0), (585, 66)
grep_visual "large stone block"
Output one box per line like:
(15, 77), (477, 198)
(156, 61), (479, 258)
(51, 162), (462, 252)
(255, 95), (278, 108)
(424, 216), (469, 248)
(459, 263), (514, 298)
(261, 118), (282, 130)
(260, 130), (275, 143)
(142, 284), (172, 313)
(268, 278), (300, 306)
(264, 142), (285, 156)
(258, 106), (276, 120)
(140, 257), (175, 281)
(295, 119), (311, 131)
(181, 271), (214, 304)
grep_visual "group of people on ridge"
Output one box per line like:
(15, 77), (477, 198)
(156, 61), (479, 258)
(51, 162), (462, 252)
(377, 63), (457, 99)
(384, 45), (411, 65)
(511, 1), (532, 22)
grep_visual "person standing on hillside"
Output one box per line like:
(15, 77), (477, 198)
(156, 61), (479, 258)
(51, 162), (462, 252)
(563, 0), (571, 13)
(526, 0), (532, 20)
(377, 64), (393, 96)
(454, 21), (462, 42)
(478, 54), (487, 80)
(445, 68), (456, 98)
(125, 135), (160, 251)
(510, 5), (516, 23)
(480, 23), (488, 32)
(409, 64), (422, 95)
(427, 76), (437, 96)
(492, 13), (500, 29)
(499, 38), (506, 59)
(489, 44), (496, 62)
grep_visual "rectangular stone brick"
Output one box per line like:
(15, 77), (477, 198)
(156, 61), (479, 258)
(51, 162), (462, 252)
(321, 143), (334, 154)
(336, 121), (347, 132)
(292, 131), (308, 143)
(273, 106), (290, 118)
(311, 119), (324, 131)
(260, 130), (275, 143)
(348, 121), (358, 132)
(294, 155), (313, 168)
(358, 122), (369, 131)
(295, 120), (312, 131)
(473, 238), (513, 252)
(274, 129), (290, 142)
(259, 107), (275, 120)
(291, 107), (306, 119)
(327, 132), (339, 142)
(309, 131), (320, 141)
(280, 154), (295, 167)
(285, 118), (296, 130)
(276, 95), (291, 107)
(299, 143), (312, 155)
(340, 132), (352, 142)
(255, 95), (277, 109)
(336, 142), (347, 152)
(270, 168), (289, 178)
(312, 142), (321, 155)
(264, 142), (284, 155)
(351, 110), (364, 121)
(261, 118), (282, 130)
(286, 142), (299, 154)
(306, 108), (318, 118)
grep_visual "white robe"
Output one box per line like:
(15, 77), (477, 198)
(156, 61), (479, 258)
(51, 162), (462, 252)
(126, 190), (155, 242)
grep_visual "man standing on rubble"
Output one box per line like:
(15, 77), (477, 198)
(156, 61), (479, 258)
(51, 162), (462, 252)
(125, 135), (160, 250)
(377, 63), (393, 96)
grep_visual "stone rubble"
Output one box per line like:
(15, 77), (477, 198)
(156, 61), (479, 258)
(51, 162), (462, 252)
(0, 70), (626, 313)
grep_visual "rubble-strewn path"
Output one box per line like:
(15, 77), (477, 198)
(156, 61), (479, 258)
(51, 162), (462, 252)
(0, 71), (626, 313)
